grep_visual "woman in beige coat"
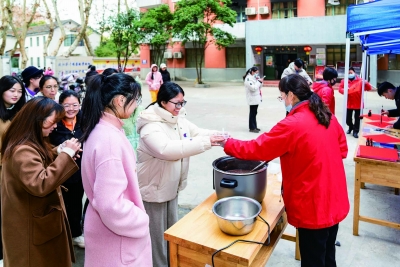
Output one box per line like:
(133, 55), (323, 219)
(1, 97), (81, 267)
(136, 82), (225, 267)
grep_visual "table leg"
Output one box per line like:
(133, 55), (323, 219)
(353, 162), (361, 236)
(295, 229), (300, 261)
(395, 188), (399, 195)
(169, 242), (178, 267)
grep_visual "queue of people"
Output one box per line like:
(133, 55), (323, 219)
(0, 62), (397, 267)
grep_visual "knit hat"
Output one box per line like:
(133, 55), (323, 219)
(21, 66), (43, 82)
(160, 63), (167, 69)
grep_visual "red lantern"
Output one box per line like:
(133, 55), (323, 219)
(303, 46), (312, 55)
(254, 46), (263, 55)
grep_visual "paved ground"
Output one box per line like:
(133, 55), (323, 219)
(73, 81), (400, 266)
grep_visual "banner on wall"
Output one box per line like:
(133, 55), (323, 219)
(54, 56), (93, 80)
(315, 66), (325, 81)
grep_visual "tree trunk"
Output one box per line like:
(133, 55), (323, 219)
(42, 0), (55, 57)
(0, 0), (10, 55)
(63, 0), (93, 57)
(51, 0), (66, 56)
(124, 0), (128, 10)
(6, 0), (40, 69)
(117, 0), (120, 14)
(83, 33), (95, 56)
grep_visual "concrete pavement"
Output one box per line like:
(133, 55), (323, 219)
(73, 81), (400, 266)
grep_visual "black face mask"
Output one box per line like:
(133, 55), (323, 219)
(329, 80), (337, 86)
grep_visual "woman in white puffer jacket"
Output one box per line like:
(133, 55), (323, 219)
(136, 82), (225, 267)
(244, 66), (263, 133)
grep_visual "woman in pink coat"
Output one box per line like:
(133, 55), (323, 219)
(44, 67), (54, 76)
(80, 73), (152, 266)
(145, 64), (163, 103)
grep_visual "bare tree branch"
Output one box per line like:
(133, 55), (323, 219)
(42, 0), (55, 57)
(50, 0), (66, 56)
(63, 0), (93, 57)
(0, 0), (11, 55)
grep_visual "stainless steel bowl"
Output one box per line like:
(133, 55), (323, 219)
(212, 196), (262, 236)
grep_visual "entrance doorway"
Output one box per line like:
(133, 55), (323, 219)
(275, 54), (298, 79)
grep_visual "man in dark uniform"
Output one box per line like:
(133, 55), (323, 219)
(378, 81), (400, 129)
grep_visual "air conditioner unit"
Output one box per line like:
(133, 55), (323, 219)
(258, 6), (269, 15)
(245, 7), (257, 16)
(328, 0), (340, 5)
(164, 52), (172, 59)
(173, 52), (182, 59)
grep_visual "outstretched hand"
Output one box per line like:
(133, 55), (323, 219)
(210, 135), (226, 146)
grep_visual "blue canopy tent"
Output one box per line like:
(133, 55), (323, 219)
(343, 0), (400, 127)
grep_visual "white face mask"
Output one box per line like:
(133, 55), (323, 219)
(348, 73), (355, 80)
(285, 103), (292, 112)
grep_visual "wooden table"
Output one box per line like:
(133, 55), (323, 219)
(164, 174), (299, 267)
(353, 119), (400, 235)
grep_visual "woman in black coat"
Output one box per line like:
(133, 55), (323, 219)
(49, 90), (85, 249)
(159, 63), (171, 83)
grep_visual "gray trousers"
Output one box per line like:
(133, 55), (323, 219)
(143, 196), (178, 267)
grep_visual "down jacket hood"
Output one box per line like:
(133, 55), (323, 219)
(150, 64), (158, 71)
(136, 104), (186, 132)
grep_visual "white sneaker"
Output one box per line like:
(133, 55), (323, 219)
(72, 235), (85, 248)
(0, 259), (3, 267)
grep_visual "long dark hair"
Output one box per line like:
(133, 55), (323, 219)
(102, 68), (119, 77)
(146, 82), (184, 109)
(0, 75), (26, 121)
(279, 74), (332, 128)
(80, 73), (141, 142)
(243, 67), (258, 81)
(1, 97), (65, 165)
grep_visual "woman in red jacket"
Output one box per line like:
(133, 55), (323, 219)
(312, 67), (338, 115)
(338, 67), (372, 138)
(221, 74), (349, 267)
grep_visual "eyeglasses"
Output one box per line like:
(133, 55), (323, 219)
(33, 76), (43, 80)
(136, 95), (142, 105)
(277, 96), (284, 102)
(168, 100), (187, 108)
(62, 103), (81, 110)
(44, 85), (59, 90)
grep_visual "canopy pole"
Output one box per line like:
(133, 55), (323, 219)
(360, 51), (367, 117)
(342, 36), (351, 128)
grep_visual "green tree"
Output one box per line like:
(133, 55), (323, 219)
(94, 38), (117, 57)
(106, 9), (141, 71)
(171, 0), (236, 84)
(137, 4), (173, 66)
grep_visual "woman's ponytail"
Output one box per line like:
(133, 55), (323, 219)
(279, 74), (332, 128)
(243, 67), (259, 81)
(308, 93), (332, 128)
(80, 75), (106, 142)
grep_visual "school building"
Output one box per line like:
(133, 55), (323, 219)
(137, 0), (399, 86)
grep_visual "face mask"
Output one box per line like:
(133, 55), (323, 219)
(348, 74), (355, 80)
(254, 73), (259, 79)
(285, 104), (292, 113)
(330, 80), (337, 86)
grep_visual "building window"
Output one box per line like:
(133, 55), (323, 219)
(272, 1), (297, 19)
(226, 47), (246, 68)
(37, 57), (40, 67)
(43, 36), (46, 45)
(64, 34), (84, 47)
(30, 57), (33, 66)
(185, 48), (204, 68)
(37, 36), (39, 46)
(388, 54), (400, 70)
(326, 0), (356, 16)
(326, 45), (357, 66)
(30, 38), (32, 47)
(230, 5), (247, 23)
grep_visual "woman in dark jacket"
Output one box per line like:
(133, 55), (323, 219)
(159, 63), (171, 83)
(49, 90), (85, 249)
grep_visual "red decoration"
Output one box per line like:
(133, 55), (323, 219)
(303, 46), (312, 55)
(254, 46), (262, 54)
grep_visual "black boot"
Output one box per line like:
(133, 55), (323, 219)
(353, 132), (359, 138)
(346, 128), (353, 134)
